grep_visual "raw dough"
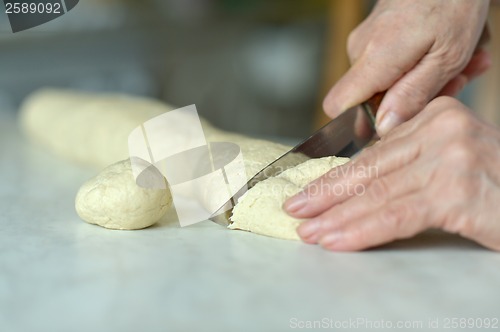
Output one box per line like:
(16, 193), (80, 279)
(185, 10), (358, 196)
(75, 159), (172, 230)
(20, 89), (177, 169)
(206, 130), (300, 178)
(19, 89), (288, 172)
(229, 156), (349, 240)
(20, 89), (344, 236)
(20, 89), (297, 230)
(200, 130), (309, 217)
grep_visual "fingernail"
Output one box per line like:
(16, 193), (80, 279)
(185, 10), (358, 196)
(297, 219), (321, 238)
(377, 112), (402, 135)
(283, 193), (307, 214)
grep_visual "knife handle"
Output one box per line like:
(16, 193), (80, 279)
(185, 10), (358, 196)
(361, 92), (386, 126)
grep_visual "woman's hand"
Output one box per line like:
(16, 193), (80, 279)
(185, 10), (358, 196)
(285, 97), (500, 251)
(324, 0), (491, 136)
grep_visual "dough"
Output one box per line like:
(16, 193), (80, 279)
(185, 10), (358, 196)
(20, 89), (177, 169)
(229, 156), (349, 240)
(75, 159), (172, 230)
(19, 89), (287, 172)
(197, 133), (309, 224)
(206, 130), (299, 178)
(20, 89), (343, 235)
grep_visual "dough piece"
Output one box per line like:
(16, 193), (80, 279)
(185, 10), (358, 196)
(229, 156), (349, 240)
(206, 130), (296, 178)
(20, 89), (177, 169)
(75, 159), (172, 230)
(196, 130), (310, 218)
(19, 89), (334, 233)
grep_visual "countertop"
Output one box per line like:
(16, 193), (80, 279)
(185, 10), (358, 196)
(1, 110), (500, 332)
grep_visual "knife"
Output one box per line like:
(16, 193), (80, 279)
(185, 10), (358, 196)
(210, 92), (385, 226)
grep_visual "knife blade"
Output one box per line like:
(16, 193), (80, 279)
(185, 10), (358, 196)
(210, 92), (384, 226)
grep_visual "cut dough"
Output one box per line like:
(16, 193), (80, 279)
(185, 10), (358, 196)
(229, 156), (349, 240)
(200, 130), (309, 217)
(75, 159), (172, 230)
(20, 89), (346, 236)
(206, 130), (300, 178)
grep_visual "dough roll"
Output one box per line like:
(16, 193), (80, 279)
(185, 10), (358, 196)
(20, 89), (176, 169)
(20, 89), (347, 238)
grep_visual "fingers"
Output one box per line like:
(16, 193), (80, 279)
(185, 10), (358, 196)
(462, 48), (491, 80)
(438, 49), (491, 97)
(297, 161), (428, 244)
(374, 24), (490, 135)
(322, 35), (432, 120)
(284, 134), (421, 219)
(285, 96), (463, 220)
(477, 23), (490, 49)
(317, 193), (429, 251)
(375, 47), (469, 135)
(438, 75), (468, 97)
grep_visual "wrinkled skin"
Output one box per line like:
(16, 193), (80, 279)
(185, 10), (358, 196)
(323, 0), (490, 136)
(285, 97), (500, 251)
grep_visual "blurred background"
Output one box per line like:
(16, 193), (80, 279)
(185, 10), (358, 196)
(0, 0), (498, 140)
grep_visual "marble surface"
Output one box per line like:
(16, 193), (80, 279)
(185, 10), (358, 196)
(1, 110), (500, 332)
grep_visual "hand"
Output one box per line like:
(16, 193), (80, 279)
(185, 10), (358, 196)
(324, 0), (491, 136)
(284, 97), (500, 251)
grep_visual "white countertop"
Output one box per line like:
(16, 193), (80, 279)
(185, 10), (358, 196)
(1, 110), (500, 332)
